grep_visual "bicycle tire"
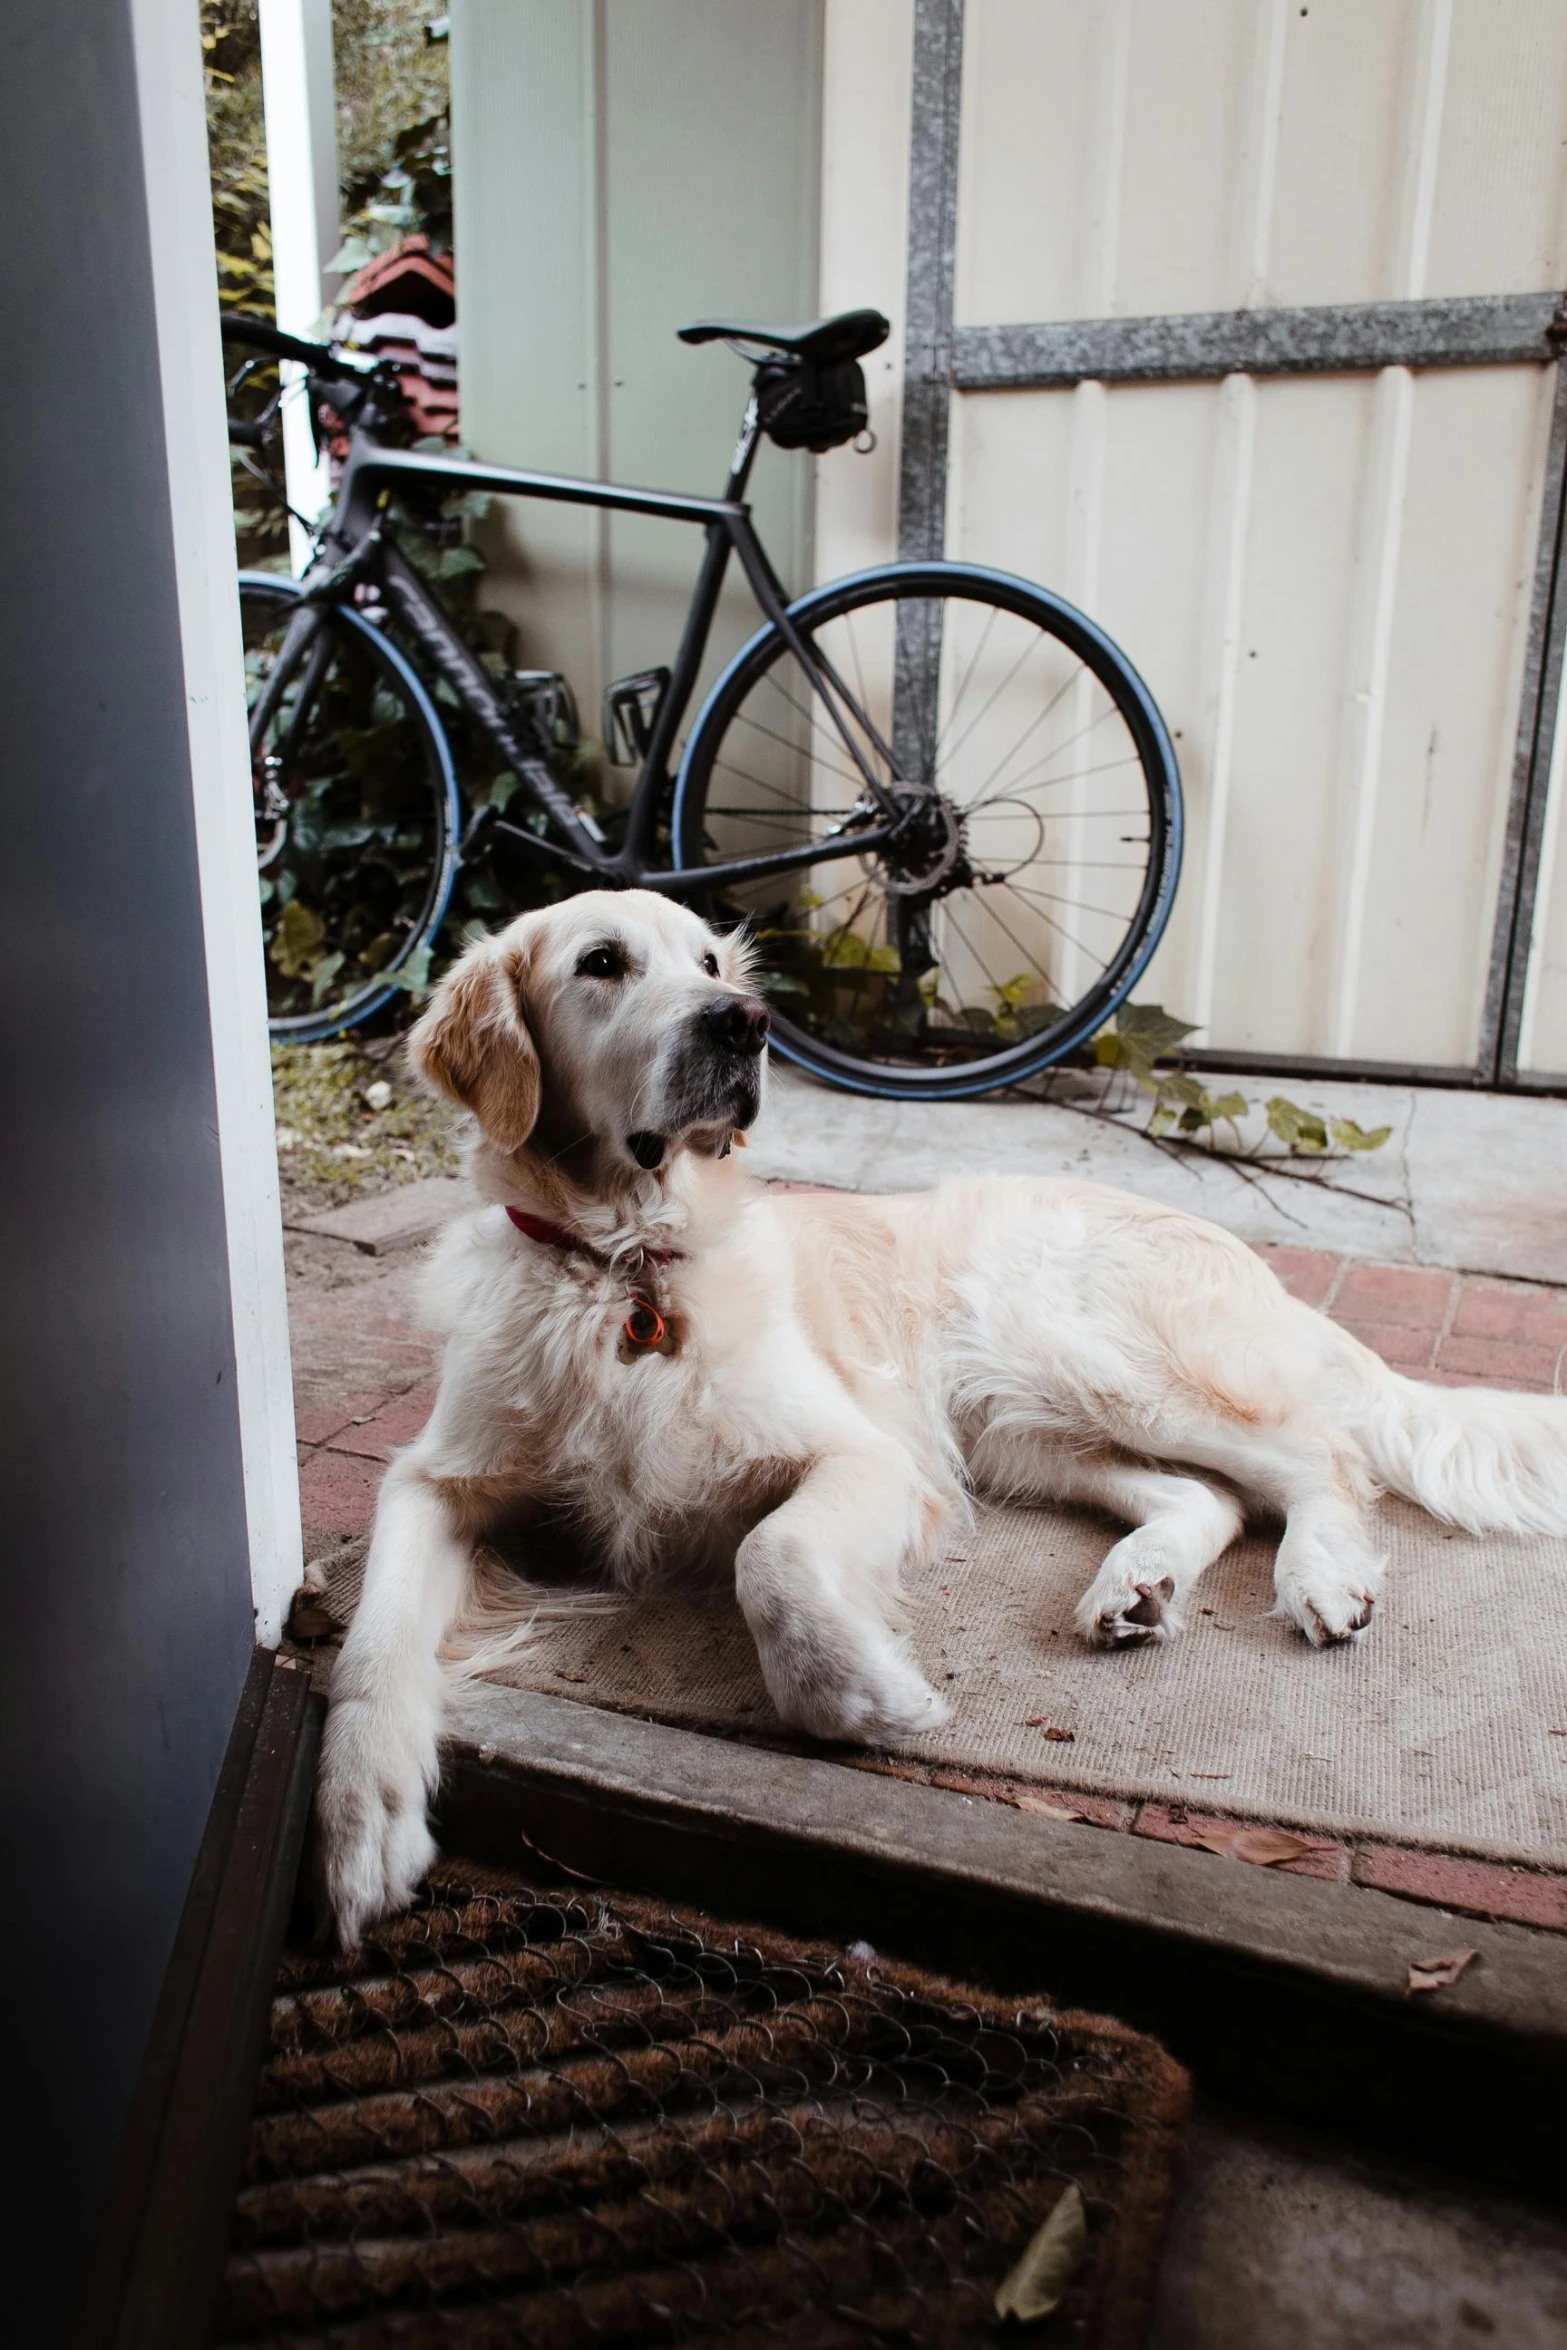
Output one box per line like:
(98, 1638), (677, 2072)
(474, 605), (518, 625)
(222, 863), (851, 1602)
(672, 561), (1183, 1100)
(240, 573), (461, 1042)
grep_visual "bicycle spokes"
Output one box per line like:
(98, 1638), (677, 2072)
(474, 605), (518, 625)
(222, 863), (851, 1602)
(683, 581), (1168, 1077)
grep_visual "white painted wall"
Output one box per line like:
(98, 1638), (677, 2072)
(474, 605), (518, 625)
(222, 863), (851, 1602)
(816, 0), (1567, 1074)
(258, 0), (341, 569)
(450, 0), (824, 775)
(813, 0), (915, 586)
(129, 0), (301, 1644)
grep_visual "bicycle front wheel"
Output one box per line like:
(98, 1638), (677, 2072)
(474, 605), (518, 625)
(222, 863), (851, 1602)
(673, 562), (1182, 1099)
(241, 573), (460, 1040)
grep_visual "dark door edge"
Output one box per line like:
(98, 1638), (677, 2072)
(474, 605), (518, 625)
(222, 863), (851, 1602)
(439, 1684), (1567, 2196)
(70, 1646), (323, 2350)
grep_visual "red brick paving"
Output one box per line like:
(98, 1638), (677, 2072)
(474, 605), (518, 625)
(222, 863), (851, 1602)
(1247, 1243), (1341, 1308)
(861, 1758), (1567, 1931)
(1130, 1800), (1345, 1881)
(1335, 1317), (1437, 1367)
(1333, 1260), (1456, 1327)
(1350, 1842), (1567, 1933)
(1436, 1331), (1565, 1388)
(286, 1212), (1567, 1931)
(1252, 1242), (1566, 1392)
(297, 1445), (385, 1552)
(323, 1381), (441, 1465)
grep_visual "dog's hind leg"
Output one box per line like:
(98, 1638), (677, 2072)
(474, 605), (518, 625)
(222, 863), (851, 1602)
(1121, 1421), (1385, 1647)
(1057, 1455), (1247, 1646)
(1267, 1481), (1383, 1645)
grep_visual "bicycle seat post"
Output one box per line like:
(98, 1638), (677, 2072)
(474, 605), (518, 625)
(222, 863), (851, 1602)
(724, 392), (763, 501)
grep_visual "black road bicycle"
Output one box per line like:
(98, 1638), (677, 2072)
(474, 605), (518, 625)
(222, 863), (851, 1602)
(225, 307), (1182, 1099)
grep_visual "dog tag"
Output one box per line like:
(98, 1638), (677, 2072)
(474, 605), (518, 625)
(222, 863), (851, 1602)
(617, 1295), (680, 1363)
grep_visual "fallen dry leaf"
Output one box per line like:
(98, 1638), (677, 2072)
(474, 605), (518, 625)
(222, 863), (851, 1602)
(1408, 1948), (1479, 1996)
(994, 2181), (1087, 2323)
(1187, 1822), (1325, 1868)
(1014, 1795), (1087, 1823)
(1024, 1719), (1077, 1740)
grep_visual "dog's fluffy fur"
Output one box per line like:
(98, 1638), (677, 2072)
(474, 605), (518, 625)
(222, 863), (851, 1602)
(316, 891), (1567, 1943)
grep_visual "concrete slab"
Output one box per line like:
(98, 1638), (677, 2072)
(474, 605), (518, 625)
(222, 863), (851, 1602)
(284, 1175), (466, 1254)
(746, 1062), (1567, 1282)
(1152, 2105), (1567, 2350)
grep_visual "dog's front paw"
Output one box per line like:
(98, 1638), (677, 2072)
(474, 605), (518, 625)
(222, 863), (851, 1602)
(761, 1620), (951, 1746)
(316, 1695), (438, 1948)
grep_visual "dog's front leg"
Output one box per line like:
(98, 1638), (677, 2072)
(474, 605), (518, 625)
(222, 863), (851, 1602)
(735, 1446), (950, 1744)
(316, 1454), (474, 1945)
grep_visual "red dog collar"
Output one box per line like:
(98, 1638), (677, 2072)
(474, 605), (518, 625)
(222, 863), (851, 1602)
(504, 1204), (677, 1268)
(505, 1204), (679, 1356)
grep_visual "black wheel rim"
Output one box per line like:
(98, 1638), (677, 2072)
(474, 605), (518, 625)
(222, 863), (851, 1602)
(242, 587), (452, 1034)
(678, 570), (1178, 1092)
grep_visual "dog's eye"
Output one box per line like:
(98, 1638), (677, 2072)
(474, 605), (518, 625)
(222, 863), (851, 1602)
(577, 944), (627, 980)
(701, 950), (719, 977)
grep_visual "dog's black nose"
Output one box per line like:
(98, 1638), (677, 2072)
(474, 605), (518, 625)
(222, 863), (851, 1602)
(701, 991), (771, 1056)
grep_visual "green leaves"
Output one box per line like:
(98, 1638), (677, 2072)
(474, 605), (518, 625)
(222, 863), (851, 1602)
(819, 934), (901, 973)
(309, 951), (345, 1009)
(269, 897), (326, 979)
(385, 942), (434, 1003)
(986, 973), (1066, 1042)
(1330, 1115), (1393, 1152)
(1265, 1095), (1328, 1152)
(1085, 1004), (1392, 1161)
(1094, 1002), (1200, 1085)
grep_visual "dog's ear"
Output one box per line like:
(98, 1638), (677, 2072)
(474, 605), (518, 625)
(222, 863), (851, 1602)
(408, 937), (540, 1152)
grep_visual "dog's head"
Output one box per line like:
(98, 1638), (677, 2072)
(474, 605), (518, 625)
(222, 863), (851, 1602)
(408, 891), (770, 1180)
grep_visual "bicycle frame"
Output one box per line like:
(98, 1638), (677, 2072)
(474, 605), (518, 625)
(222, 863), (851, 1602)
(252, 402), (910, 902)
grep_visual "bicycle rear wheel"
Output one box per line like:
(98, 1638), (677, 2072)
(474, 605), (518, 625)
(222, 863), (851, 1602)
(241, 573), (460, 1040)
(673, 562), (1183, 1099)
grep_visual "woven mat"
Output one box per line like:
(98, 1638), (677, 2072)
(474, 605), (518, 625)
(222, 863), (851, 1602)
(312, 1498), (1567, 1868)
(220, 1860), (1188, 2348)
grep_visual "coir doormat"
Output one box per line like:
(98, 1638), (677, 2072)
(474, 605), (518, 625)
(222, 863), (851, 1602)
(218, 1860), (1189, 2348)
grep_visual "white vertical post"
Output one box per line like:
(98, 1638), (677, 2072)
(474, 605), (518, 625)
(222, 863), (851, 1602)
(258, 0), (341, 571)
(128, 0), (303, 1645)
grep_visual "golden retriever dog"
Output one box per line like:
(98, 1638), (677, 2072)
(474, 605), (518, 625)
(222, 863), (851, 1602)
(317, 890), (1567, 1943)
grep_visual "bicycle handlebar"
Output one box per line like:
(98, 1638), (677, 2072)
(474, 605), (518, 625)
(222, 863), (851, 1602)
(221, 310), (338, 370)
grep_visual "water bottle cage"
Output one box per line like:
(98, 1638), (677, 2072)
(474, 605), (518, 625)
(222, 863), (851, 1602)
(605, 667), (672, 767)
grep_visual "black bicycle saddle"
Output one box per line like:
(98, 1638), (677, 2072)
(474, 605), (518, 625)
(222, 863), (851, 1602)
(677, 308), (890, 364)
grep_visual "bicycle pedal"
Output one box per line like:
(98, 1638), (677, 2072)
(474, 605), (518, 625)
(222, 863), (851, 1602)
(605, 667), (671, 766)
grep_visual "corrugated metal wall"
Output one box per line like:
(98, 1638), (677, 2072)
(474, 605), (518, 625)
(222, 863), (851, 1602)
(451, 0), (1567, 1082)
(817, 0), (1567, 1083)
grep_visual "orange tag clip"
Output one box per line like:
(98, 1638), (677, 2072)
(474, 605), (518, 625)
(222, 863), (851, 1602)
(617, 1294), (679, 1362)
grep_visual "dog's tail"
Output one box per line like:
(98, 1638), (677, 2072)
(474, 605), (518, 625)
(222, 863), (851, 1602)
(1355, 1362), (1567, 1536)
(440, 1547), (622, 1682)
